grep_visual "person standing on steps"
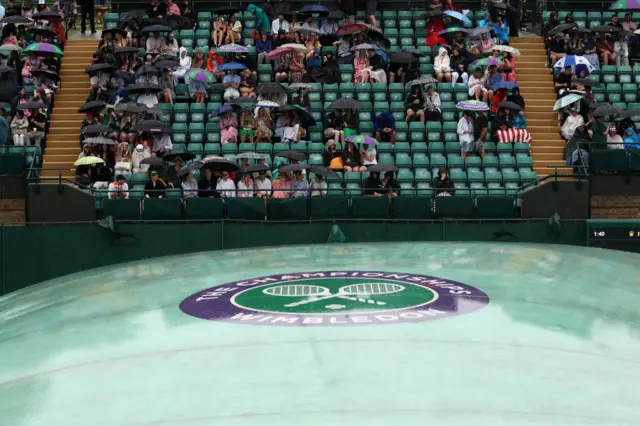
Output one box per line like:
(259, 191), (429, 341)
(80, 0), (96, 35)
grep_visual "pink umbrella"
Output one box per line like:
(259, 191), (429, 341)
(268, 46), (292, 60)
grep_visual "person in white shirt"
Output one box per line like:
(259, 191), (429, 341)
(361, 144), (377, 166)
(216, 171), (236, 197)
(152, 133), (172, 153)
(132, 144), (151, 173)
(309, 174), (327, 196)
(237, 174), (254, 197)
(254, 171), (272, 197)
(561, 109), (584, 141)
(271, 14), (290, 35)
(108, 175), (130, 199)
(607, 127), (624, 149)
(146, 32), (166, 60)
(320, 18), (339, 34)
(137, 90), (159, 109)
(468, 68), (491, 102)
(457, 111), (475, 160)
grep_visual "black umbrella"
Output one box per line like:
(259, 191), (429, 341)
(488, 0), (516, 11)
(329, 98), (363, 110)
(127, 83), (163, 94)
(280, 163), (311, 173)
(167, 15), (193, 30)
(33, 11), (62, 20)
(82, 136), (116, 145)
(154, 60), (180, 69)
(30, 69), (59, 80)
(85, 63), (116, 73)
(547, 23), (578, 36)
(122, 9), (146, 20)
(421, 9), (444, 19)
(471, 26), (494, 37)
(572, 78), (601, 88)
(590, 25), (621, 33)
(27, 26), (57, 38)
(276, 151), (307, 161)
(497, 101), (523, 111)
(78, 101), (107, 113)
(0, 102), (11, 110)
(309, 165), (339, 178)
(327, 10), (344, 20)
(229, 97), (257, 105)
(133, 120), (173, 133)
(238, 164), (270, 175)
(163, 150), (196, 162)
(4, 16), (31, 24)
(592, 103), (621, 117)
(140, 156), (166, 166)
(142, 25), (171, 33)
(617, 109), (640, 118)
(388, 52), (417, 64)
(114, 102), (147, 113)
(82, 123), (113, 134)
(17, 101), (47, 110)
(401, 47), (426, 57)
(211, 6), (241, 15)
(0, 65), (15, 74)
(114, 46), (140, 54)
(367, 164), (398, 173)
(137, 64), (160, 74)
(256, 82), (287, 96)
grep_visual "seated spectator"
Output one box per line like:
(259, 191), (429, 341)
(211, 16), (227, 47)
(132, 144), (151, 173)
(152, 132), (172, 154)
(219, 110), (238, 145)
(256, 33), (273, 65)
(10, 110), (28, 146)
(222, 69), (241, 101)
(623, 128), (640, 150)
(491, 107), (508, 138)
(239, 107), (256, 143)
(623, 13), (637, 32)
(479, 32), (495, 54)
(291, 87), (310, 109)
(424, 85), (442, 122)
(502, 52), (516, 83)
(581, 31), (599, 68)
(382, 171), (400, 197)
(290, 170), (309, 197)
(145, 170), (167, 198)
(27, 107), (46, 146)
(282, 112), (303, 142)
(192, 49), (206, 69)
(405, 84), (425, 123)
(473, 110), (487, 158)
(289, 52), (306, 83)
(108, 174), (130, 199)
(149, 0), (167, 19)
(343, 110), (358, 138)
(342, 140), (365, 172)
(306, 49), (323, 73)
(255, 108), (272, 142)
(198, 169), (218, 198)
(434, 167), (455, 196)
(272, 172), (290, 198)
(182, 173), (200, 198)
(368, 49), (387, 83)
(274, 51), (291, 83)
(363, 171), (384, 196)
(215, 170), (236, 197)
(165, 33), (179, 54)
(548, 34), (567, 66)
(434, 47), (452, 82)
(360, 143), (377, 168)
(507, 87), (525, 110)
(607, 127), (624, 149)
(237, 174), (254, 197)
(354, 51), (371, 83)
(254, 170), (272, 197)
(596, 33), (615, 66)
(145, 31), (166, 61)
(450, 49), (468, 84)
(487, 64), (504, 89)
(554, 66), (573, 95)
(508, 109), (527, 129)
(323, 140), (343, 170)
(115, 138), (133, 175)
(491, 88), (507, 114)
(173, 47), (191, 83)
(609, 13), (623, 30)
(309, 173), (327, 196)
(468, 68), (491, 102)
(271, 13), (290, 35)
(160, 69), (175, 105)
(614, 35), (629, 67)
(374, 110), (396, 144)
(137, 87), (159, 109)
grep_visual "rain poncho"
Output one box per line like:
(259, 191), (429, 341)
(624, 128), (640, 150)
(433, 47), (451, 73)
(247, 4), (270, 35)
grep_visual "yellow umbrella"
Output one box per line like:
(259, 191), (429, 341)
(74, 156), (105, 166)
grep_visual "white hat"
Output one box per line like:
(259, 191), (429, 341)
(136, 144), (144, 151)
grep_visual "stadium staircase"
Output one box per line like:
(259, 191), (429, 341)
(42, 39), (99, 180)
(510, 37), (568, 177)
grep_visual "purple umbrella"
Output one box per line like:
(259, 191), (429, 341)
(217, 44), (249, 53)
(346, 135), (377, 145)
(456, 101), (490, 111)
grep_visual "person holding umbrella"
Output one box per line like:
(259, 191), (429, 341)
(146, 31), (167, 61)
(152, 131), (172, 154)
(382, 171), (401, 197)
(10, 110), (28, 145)
(508, 108), (527, 129)
(219, 108), (238, 144)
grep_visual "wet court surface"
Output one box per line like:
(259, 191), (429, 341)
(1, 242), (639, 426)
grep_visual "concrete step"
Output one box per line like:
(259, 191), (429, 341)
(531, 146), (564, 153)
(528, 119), (560, 126)
(46, 147), (81, 155)
(47, 141), (80, 148)
(46, 154), (79, 162)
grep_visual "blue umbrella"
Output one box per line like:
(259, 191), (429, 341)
(444, 10), (472, 24)
(217, 62), (248, 71)
(490, 82), (519, 91)
(300, 4), (329, 13)
(214, 104), (234, 116)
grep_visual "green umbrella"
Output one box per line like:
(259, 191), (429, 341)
(471, 57), (504, 67)
(553, 94), (583, 111)
(437, 26), (469, 36)
(184, 68), (216, 83)
(23, 42), (64, 57)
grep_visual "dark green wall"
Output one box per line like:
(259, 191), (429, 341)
(0, 219), (587, 296)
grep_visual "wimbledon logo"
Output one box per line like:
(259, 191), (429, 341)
(180, 271), (490, 326)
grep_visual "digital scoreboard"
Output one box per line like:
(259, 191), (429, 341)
(587, 220), (640, 253)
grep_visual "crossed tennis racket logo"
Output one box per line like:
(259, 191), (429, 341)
(263, 283), (406, 308)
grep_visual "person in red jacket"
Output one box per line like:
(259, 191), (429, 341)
(426, 17), (447, 47)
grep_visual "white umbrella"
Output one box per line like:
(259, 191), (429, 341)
(554, 55), (595, 73)
(492, 45), (520, 56)
(280, 43), (308, 53)
(553, 93), (583, 111)
(255, 100), (280, 109)
(350, 43), (377, 51)
(0, 44), (22, 52)
(236, 152), (267, 160)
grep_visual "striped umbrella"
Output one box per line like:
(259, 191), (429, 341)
(185, 68), (216, 83)
(23, 42), (64, 57)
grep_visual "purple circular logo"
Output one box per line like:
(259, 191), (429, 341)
(179, 271), (490, 326)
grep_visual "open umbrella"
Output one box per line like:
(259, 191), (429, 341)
(547, 23), (578, 36)
(140, 156), (166, 166)
(30, 69), (59, 81)
(82, 137), (116, 145)
(280, 163), (311, 173)
(300, 4), (330, 13)
(610, 0), (640, 8)
(443, 10), (472, 24)
(163, 150), (196, 163)
(289, 83), (320, 91)
(497, 101), (523, 111)
(295, 26), (326, 36)
(553, 93), (583, 111)
(23, 42), (64, 57)
(255, 100), (281, 109)
(276, 151), (307, 161)
(420, 9), (444, 19)
(121, 9), (146, 20)
(82, 123), (113, 134)
(85, 63), (116, 73)
(114, 103), (147, 113)
(127, 83), (163, 94)
(101, 28), (128, 38)
(185, 68), (215, 83)
(137, 64), (160, 74)
(350, 43), (377, 51)
(78, 100), (107, 113)
(309, 165), (339, 178)
(214, 104), (234, 116)
(292, 104), (316, 126)
(133, 120), (173, 133)
(166, 15), (192, 30)
(346, 135), (377, 145)
(75, 156), (105, 166)
(592, 103), (621, 117)
(3, 16), (31, 24)
(154, 59), (180, 70)
(572, 78), (601, 88)
(330, 98), (363, 110)
(492, 45), (521, 56)
(438, 27), (469, 36)
(217, 62), (247, 71)
(406, 77), (437, 87)
(471, 57), (503, 68)
(267, 46), (292, 60)
(470, 26), (493, 37)
(211, 6), (241, 15)
(179, 156), (238, 175)
(336, 23), (367, 35)
(388, 52), (417, 64)
(554, 55), (595, 72)
(114, 46), (140, 54)
(490, 81), (519, 91)
(367, 164), (398, 173)
(229, 98), (257, 106)
(33, 11), (62, 20)
(238, 164), (270, 175)
(456, 100), (490, 111)
(142, 25), (171, 32)
(217, 43), (249, 54)
(256, 82), (286, 96)
(17, 101), (47, 110)
(280, 43), (308, 53)
(0, 65), (14, 74)
(28, 26), (57, 38)
(236, 152), (267, 160)
(591, 25), (621, 33)
(618, 109), (640, 118)
(401, 47), (427, 57)
(0, 44), (22, 53)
